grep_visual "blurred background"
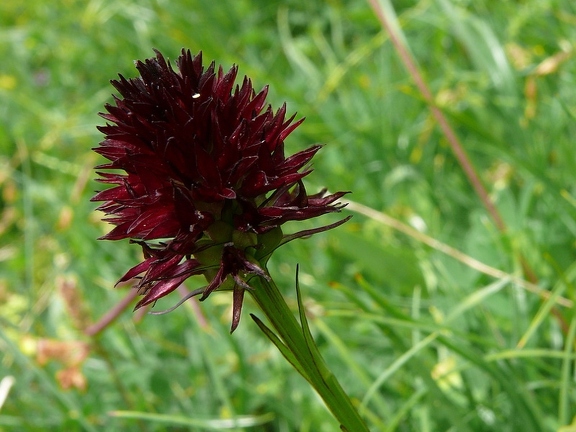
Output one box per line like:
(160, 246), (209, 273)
(1, 0), (576, 430)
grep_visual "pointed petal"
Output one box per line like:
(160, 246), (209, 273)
(230, 287), (245, 333)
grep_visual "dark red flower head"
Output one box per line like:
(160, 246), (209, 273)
(92, 49), (349, 331)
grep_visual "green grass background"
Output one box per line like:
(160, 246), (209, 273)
(1, 0), (576, 430)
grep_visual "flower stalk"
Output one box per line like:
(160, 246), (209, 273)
(249, 269), (370, 432)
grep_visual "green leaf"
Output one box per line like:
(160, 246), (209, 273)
(108, 410), (275, 429)
(249, 313), (311, 383)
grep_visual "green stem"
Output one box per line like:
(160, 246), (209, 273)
(249, 275), (370, 432)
